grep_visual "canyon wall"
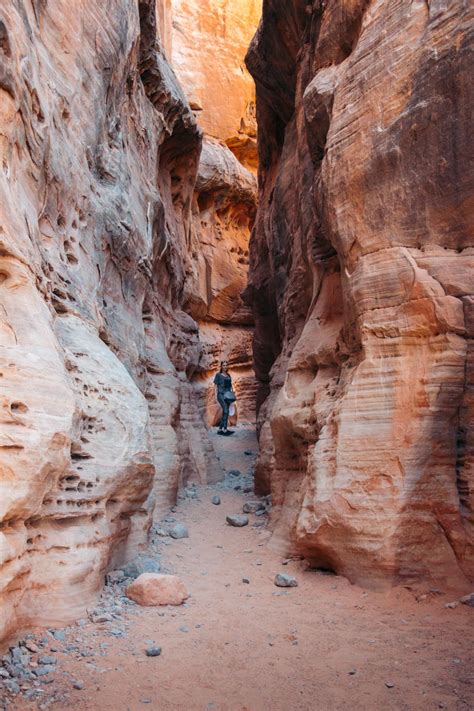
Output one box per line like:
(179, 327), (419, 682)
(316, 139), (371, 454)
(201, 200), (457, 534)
(0, 0), (225, 643)
(170, 0), (260, 424)
(245, 0), (474, 587)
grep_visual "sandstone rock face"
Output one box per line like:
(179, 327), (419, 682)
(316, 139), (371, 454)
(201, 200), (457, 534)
(246, 0), (474, 586)
(0, 0), (222, 643)
(168, 0), (260, 426)
(171, 0), (260, 170)
(126, 573), (189, 606)
(187, 138), (258, 424)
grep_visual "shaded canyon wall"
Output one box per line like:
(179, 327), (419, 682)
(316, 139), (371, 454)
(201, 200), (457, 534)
(0, 0), (236, 643)
(245, 0), (474, 587)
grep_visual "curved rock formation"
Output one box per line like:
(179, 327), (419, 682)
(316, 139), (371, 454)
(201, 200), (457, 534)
(169, 0), (260, 424)
(170, 0), (259, 170)
(0, 0), (220, 642)
(245, 0), (474, 586)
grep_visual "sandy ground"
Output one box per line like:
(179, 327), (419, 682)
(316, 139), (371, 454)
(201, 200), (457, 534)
(4, 426), (474, 711)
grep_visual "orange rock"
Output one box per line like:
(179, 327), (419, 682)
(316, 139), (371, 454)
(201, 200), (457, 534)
(126, 574), (189, 607)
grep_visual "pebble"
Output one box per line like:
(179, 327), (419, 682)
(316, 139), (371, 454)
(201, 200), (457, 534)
(32, 666), (55, 677)
(179, 626), (189, 633)
(226, 515), (249, 527)
(460, 592), (474, 607)
(444, 601), (459, 609)
(211, 495), (221, 506)
(169, 524), (189, 540)
(72, 681), (84, 690)
(25, 642), (39, 653)
(38, 656), (57, 666)
(51, 630), (66, 641)
(145, 647), (162, 657)
(244, 451), (253, 456)
(228, 470), (241, 477)
(242, 578), (250, 584)
(106, 570), (126, 585)
(242, 502), (265, 514)
(274, 573), (298, 588)
(89, 611), (113, 624)
(385, 682), (395, 689)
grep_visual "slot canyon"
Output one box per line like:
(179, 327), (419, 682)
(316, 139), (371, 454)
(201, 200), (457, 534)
(0, 1), (472, 709)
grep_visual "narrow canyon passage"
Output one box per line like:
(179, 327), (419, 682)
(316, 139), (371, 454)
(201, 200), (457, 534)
(1, 0), (473, 709)
(7, 428), (474, 711)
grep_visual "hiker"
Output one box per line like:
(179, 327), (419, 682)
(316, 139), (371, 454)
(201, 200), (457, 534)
(213, 360), (237, 436)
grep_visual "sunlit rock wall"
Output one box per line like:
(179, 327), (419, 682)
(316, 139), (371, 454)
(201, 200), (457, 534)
(170, 0), (260, 424)
(245, 0), (474, 586)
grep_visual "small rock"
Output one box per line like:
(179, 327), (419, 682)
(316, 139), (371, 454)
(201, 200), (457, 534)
(244, 450), (253, 456)
(460, 592), (474, 607)
(32, 666), (55, 677)
(5, 680), (20, 695)
(169, 523), (189, 540)
(385, 682), (395, 689)
(122, 556), (161, 579)
(243, 486), (253, 494)
(348, 669), (357, 675)
(445, 601), (459, 609)
(126, 574), (189, 606)
(0, 668), (11, 679)
(274, 573), (298, 588)
(242, 578), (250, 584)
(25, 642), (39, 654)
(228, 470), (241, 477)
(106, 570), (126, 585)
(242, 502), (265, 514)
(211, 495), (221, 506)
(51, 630), (66, 641)
(179, 626), (189, 633)
(38, 656), (57, 666)
(145, 647), (162, 657)
(226, 515), (249, 528)
(255, 508), (267, 517)
(75, 619), (88, 628)
(89, 610), (113, 624)
(72, 681), (84, 690)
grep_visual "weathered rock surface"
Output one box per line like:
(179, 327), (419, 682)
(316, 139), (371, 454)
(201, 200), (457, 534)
(170, 0), (260, 170)
(167, 1), (260, 427)
(0, 0), (224, 644)
(245, 0), (474, 586)
(126, 573), (189, 606)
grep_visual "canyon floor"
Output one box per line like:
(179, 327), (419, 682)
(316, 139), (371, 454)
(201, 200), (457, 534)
(2, 426), (473, 711)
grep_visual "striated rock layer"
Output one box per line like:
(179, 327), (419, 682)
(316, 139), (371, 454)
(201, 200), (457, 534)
(0, 0), (224, 643)
(169, 0), (260, 425)
(245, 0), (474, 586)
(170, 0), (260, 171)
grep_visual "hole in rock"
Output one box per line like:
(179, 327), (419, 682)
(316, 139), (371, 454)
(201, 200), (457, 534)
(0, 20), (11, 57)
(10, 401), (28, 413)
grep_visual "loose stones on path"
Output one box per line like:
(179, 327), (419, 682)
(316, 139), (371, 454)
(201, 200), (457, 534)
(211, 495), (221, 505)
(274, 573), (298, 588)
(226, 514), (249, 527)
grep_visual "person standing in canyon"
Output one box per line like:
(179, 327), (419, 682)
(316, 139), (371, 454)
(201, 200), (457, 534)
(214, 360), (236, 436)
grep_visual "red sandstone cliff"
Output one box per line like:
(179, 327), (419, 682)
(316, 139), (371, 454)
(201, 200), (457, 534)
(245, 0), (474, 586)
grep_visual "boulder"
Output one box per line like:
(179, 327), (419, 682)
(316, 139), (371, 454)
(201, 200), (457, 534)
(126, 574), (189, 607)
